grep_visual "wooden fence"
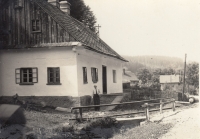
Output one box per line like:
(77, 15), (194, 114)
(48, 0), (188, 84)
(70, 97), (175, 121)
(130, 90), (179, 100)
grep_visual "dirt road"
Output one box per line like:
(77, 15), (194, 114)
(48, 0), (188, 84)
(160, 103), (200, 139)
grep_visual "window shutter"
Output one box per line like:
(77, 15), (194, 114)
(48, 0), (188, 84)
(83, 67), (87, 83)
(91, 68), (94, 82)
(15, 68), (21, 84)
(19, 0), (23, 7)
(85, 68), (87, 82)
(96, 68), (98, 82)
(82, 67), (85, 83)
(32, 67), (38, 83)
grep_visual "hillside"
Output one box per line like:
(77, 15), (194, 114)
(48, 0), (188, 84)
(122, 55), (184, 73)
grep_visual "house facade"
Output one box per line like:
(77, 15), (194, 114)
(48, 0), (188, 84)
(0, 0), (127, 97)
(122, 68), (139, 88)
(160, 75), (181, 91)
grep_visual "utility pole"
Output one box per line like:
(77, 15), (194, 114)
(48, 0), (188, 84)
(182, 54), (187, 100)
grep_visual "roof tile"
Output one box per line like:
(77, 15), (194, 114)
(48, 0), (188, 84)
(34, 0), (127, 61)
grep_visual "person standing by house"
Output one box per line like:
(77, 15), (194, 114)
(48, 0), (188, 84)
(93, 85), (100, 111)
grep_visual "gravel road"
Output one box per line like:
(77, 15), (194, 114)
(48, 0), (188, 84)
(160, 103), (200, 139)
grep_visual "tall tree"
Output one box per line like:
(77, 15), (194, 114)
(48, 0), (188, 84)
(160, 68), (175, 75)
(186, 62), (199, 88)
(137, 68), (152, 84)
(67, 0), (97, 32)
(152, 68), (161, 83)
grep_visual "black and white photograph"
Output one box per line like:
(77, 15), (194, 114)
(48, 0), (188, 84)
(0, 0), (199, 138)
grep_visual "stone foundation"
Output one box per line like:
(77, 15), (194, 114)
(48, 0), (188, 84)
(0, 95), (92, 108)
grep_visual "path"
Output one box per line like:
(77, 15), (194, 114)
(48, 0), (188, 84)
(103, 96), (123, 111)
(160, 103), (200, 139)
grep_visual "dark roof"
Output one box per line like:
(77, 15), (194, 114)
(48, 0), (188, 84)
(34, 0), (127, 62)
(123, 71), (139, 83)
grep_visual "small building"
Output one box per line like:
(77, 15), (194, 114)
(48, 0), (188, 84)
(122, 69), (139, 88)
(0, 0), (127, 97)
(160, 75), (181, 91)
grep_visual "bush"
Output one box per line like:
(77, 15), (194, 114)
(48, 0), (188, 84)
(123, 83), (130, 89)
(83, 117), (116, 130)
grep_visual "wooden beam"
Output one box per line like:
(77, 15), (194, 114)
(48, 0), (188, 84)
(172, 100), (176, 111)
(71, 97), (172, 110)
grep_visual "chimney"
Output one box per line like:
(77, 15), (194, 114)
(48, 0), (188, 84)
(48, 0), (60, 8)
(59, 1), (71, 15)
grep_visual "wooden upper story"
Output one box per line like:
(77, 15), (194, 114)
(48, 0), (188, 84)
(0, 0), (75, 47)
(0, 0), (127, 62)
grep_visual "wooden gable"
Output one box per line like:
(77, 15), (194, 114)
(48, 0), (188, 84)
(0, 0), (127, 61)
(0, 0), (75, 48)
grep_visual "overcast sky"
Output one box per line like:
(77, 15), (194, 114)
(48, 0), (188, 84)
(84, 0), (200, 62)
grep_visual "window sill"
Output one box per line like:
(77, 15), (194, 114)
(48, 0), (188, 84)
(46, 83), (62, 85)
(19, 83), (34, 85)
(83, 82), (88, 84)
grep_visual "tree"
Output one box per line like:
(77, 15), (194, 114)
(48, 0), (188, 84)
(160, 68), (175, 75)
(67, 0), (97, 32)
(186, 62), (199, 88)
(152, 68), (161, 83)
(137, 68), (152, 84)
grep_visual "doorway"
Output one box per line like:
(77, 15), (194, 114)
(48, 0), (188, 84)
(102, 65), (107, 94)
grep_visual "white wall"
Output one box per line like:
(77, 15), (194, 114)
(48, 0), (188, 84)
(0, 47), (78, 96)
(76, 49), (123, 96)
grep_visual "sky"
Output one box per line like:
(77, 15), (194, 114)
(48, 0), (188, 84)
(84, 0), (200, 62)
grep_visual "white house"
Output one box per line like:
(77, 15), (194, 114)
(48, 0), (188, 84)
(0, 0), (127, 97)
(160, 75), (181, 91)
(122, 68), (139, 87)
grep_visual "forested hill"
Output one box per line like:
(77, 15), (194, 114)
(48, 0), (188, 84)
(122, 55), (184, 73)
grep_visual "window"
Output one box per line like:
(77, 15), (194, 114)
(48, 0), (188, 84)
(47, 67), (61, 85)
(113, 70), (117, 83)
(15, 68), (38, 85)
(14, 0), (23, 8)
(83, 67), (88, 84)
(91, 67), (98, 83)
(32, 20), (41, 32)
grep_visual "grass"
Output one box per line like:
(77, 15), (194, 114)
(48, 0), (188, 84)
(2, 97), (191, 139)
(112, 122), (173, 139)
(24, 110), (73, 129)
(82, 117), (117, 130)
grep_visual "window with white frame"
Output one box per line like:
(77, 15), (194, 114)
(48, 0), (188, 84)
(91, 67), (98, 83)
(15, 67), (38, 85)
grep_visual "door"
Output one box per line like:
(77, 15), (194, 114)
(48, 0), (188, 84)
(102, 65), (107, 94)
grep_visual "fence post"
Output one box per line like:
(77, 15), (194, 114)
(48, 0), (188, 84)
(79, 108), (83, 122)
(144, 103), (150, 121)
(172, 99), (176, 111)
(160, 99), (163, 114)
